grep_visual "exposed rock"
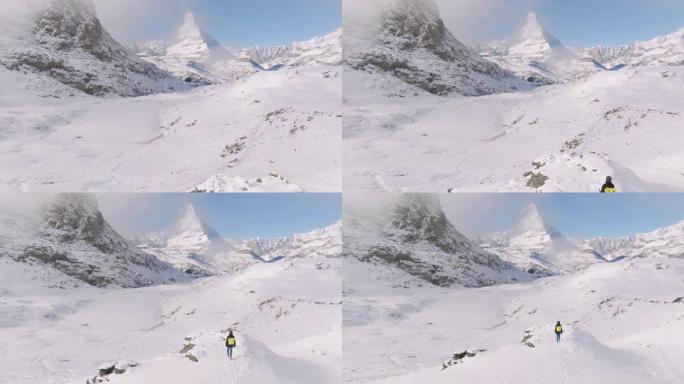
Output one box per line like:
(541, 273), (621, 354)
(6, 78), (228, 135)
(346, 0), (522, 96)
(2, 0), (180, 96)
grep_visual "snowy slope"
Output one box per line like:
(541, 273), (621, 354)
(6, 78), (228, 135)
(0, 255), (341, 384)
(343, 255), (684, 384)
(344, 0), (524, 96)
(0, 193), (183, 288)
(248, 221), (342, 261)
(0, 61), (341, 192)
(0, 0), (182, 96)
(344, 194), (528, 288)
(344, 64), (684, 192)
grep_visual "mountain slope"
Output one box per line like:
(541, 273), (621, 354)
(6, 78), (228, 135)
(343, 256), (684, 384)
(0, 0), (181, 96)
(0, 194), (182, 288)
(345, 0), (523, 96)
(587, 27), (684, 69)
(344, 194), (527, 287)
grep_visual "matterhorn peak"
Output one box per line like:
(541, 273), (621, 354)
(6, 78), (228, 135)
(514, 203), (562, 238)
(172, 12), (219, 47)
(171, 203), (219, 238)
(165, 11), (224, 60)
(508, 11), (562, 57)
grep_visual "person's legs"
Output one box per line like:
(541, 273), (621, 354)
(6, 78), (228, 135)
(229, 347), (233, 358)
(556, 333), (560, 343)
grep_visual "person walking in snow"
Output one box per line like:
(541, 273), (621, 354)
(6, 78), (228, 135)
(226, 330), (237, 359)
(554, 321), (563, 343)
(600, 176), (617, 193)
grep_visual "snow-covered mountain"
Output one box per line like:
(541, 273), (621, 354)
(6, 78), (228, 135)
(0, 0), (182, 96)
(138, 11), (258, 84)
(244, 29), (342, 70)
(344, 0), (523, 96)
(165, 12), (228, 61)
(344, 194), (528, 288)
(480, 12), (605, 84)
(480, 204), (602, 274)
(248, 221), (342, 261)
(586, 219), (684, 260)
(586, 27), (684, 69)
(0, 194), (182, 288)
(137, 203), (237, 275)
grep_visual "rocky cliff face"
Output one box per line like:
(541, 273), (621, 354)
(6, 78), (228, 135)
(344, 194), (526, 287)
(0, 0), (180, 96)
(345, 0), (522, 96)
(2, 194), (181, 288)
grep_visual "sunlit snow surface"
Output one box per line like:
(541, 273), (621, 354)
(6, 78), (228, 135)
(343, 257), (684, 383)
(0, 255), (341, 384)
(343, 65), (684, 192)
(0, 64), (341, 192)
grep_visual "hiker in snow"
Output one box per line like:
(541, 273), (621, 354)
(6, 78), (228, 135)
(554, 321), (563, 343)
(600, 176), (617, 193)
(226, 330), (237, 359)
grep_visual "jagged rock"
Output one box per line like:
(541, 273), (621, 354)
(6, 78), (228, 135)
(521, 330), (535, 348)
(6, 194), (181, 288)
(527, 173), (549, 188)
(346, 0), (522, 96)
(441, 349), (484, 370)
(179, 342), (195, 354)
(1, 0), (180, 96)
(345, 194), (525, 288)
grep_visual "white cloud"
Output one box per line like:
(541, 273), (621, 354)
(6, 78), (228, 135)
(92, 0), (194, 44)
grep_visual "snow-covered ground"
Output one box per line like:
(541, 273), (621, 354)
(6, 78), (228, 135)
(0, 256), (341, 384)
(343, 257), (684, 383)
(0, 63), (341, 192)
(344, 65), (684, 192)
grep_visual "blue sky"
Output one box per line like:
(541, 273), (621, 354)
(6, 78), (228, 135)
(437, 0), (684, 46)
(96, 0), (340, 47)
(441, 194), (684, 239)
(98, 193), (341, 239)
